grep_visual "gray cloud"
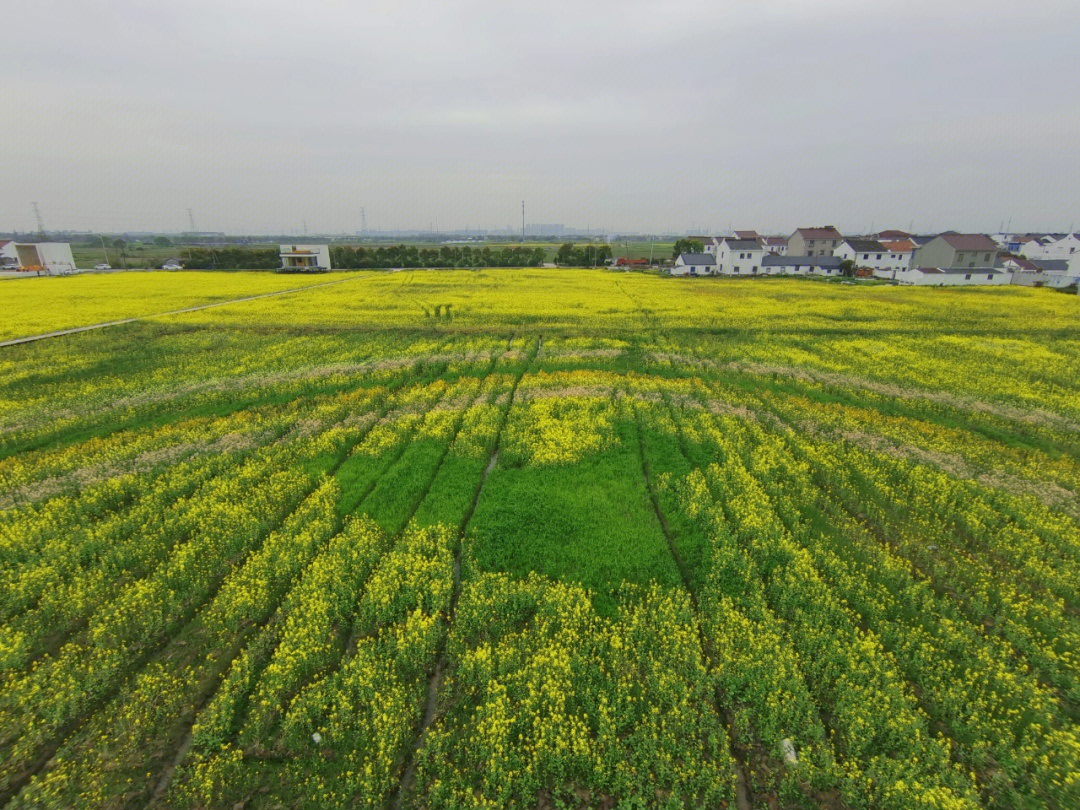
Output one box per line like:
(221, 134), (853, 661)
(3, 0), (1078, 234)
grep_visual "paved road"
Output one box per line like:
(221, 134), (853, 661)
(0, 274), (375, 348)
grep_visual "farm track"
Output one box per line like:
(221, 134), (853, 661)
(389, 334), (539, 810)
(0, 273), (380, 348)
(630, 402), (752, 810)
(0, 362), (444, 809)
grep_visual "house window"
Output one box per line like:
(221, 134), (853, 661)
(968, 261), (975, 267)
(986, 274), (993, 280)
(983, 253), (990, 261)
(965, 274), (972, 280)
(876, 254), (882, 259)
(734, 267), (740, 273)
(863, 254), (869, 260)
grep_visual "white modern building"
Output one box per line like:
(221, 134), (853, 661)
(279, 244), (331, 271)
(13, 242), (77, 274)
(671, 253), (716, 276)
(715, 238), (765, 276)
(835, 238), (892, 273)
(895, 267), (1011, 286)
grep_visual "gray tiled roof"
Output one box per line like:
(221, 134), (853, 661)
(1032, 259), (1069, 272)
(678, 253), (716, 265)
(763, 255), (843, 267)
(843, 238), (886, 252)
(721, 239), (763, 250)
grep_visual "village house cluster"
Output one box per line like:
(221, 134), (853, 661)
(671, 227), (1080, 288)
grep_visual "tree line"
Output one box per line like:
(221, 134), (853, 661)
(555, 243), (614, 266)
(178, 243), (626, 270)
(330, 244), (546, 268)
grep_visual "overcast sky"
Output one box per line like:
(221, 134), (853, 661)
(3, 0), (1079, 235)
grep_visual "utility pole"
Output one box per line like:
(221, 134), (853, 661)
(31, 202), (46, 239)
(99, 235), (110, 267)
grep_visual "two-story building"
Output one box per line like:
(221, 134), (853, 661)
(715, 238), (765, 276)
(835, 238), (891, 273)
(912, 233), (998, 270)
(787, 226), (843, 257)
(279, 244), (332, 272)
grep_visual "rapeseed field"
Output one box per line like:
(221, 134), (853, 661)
(1, 269), (1078, 808)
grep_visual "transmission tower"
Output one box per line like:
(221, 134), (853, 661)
(187, 208), (197, 232)
(31, 202), (46, 238)
(360, 207), (366, 233)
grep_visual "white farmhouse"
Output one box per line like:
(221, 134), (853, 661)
(715, 238), (765, 276)
(1020, 234), (1079, 260)
(878, 239), (916, 279)
(671, 253), (716, 276)
(761, 255), (845, 277)
(835, 238), (891, 273)
(279, 244), (331, 271)
(895, 267), (1011, 286)
(13, 242), (77, 274)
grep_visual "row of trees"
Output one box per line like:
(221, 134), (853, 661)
(554, 243), (614, 266)
(182, 248), (280, 270)
(163, 243), (629, 270)
(329, 244), (546, 269)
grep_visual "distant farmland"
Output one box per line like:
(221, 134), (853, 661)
(2, 269), (1079, 809)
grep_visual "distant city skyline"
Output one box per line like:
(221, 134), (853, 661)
(3, 1), (1078, 235)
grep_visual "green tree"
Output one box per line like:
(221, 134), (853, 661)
(556, 243), (576, 265)
(153, 236), (172, 247)
(672, 238), (704, 258)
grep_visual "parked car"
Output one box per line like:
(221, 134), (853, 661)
(95, 263), (111, 271)
(162, 261), (183, 270)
